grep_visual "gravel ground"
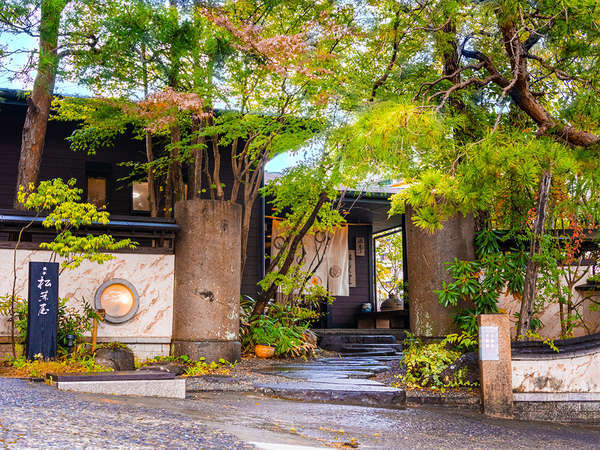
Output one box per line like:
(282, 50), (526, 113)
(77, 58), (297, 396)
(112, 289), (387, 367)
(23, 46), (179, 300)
(0, 378), (251, 449)
(186, 355), (317, 392)
(2, 376), (600, 449)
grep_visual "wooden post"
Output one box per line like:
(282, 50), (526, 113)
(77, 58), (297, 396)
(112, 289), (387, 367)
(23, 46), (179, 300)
(478, 314), (514, 418)
(91, 309), (105, 352)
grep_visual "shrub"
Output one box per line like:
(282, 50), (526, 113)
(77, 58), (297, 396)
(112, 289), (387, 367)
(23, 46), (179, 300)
(0, 295), (100, 356)
(396, 333), (478, 391)
(5, 353), (112, 378)
(136, 354), (235, 377)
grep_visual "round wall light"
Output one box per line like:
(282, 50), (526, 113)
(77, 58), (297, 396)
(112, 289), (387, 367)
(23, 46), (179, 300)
(94, 279), (140, 324)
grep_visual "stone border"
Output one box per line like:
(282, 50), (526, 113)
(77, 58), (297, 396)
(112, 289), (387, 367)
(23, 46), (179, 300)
(56, 379), (186, 399)
(514, 392), (600, 402)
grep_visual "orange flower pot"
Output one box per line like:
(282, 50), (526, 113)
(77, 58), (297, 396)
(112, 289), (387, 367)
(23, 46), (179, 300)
(255, 344), (275, 358)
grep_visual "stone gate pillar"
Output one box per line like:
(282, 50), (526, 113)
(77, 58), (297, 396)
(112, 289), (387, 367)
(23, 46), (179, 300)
(172, 199), (242, 362)
(405, 205), (475, 336)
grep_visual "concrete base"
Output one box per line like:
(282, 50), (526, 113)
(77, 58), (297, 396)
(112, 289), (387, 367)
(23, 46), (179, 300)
(57, 379), (186, 399)
(514, 393), (600, 423)
(173, 340), (241, 363)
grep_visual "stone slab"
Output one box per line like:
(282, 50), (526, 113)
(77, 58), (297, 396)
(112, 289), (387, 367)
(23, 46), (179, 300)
(255, 382), (406, 408)
(56, 378), (186, 399)
(513, 398), (600, 423)
(47, 370), (174, 382)
(268, 370), (375, 380)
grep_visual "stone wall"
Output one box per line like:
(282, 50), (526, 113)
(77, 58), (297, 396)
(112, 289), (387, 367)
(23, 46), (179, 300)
(510, 334), (600, 423)
(0, 249), (174, 359)
(498, 267), (600, 339)
(512, 349), (600, 393)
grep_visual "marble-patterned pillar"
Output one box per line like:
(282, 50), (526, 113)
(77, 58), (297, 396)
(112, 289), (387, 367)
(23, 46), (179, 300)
(172, 200), (242, 362)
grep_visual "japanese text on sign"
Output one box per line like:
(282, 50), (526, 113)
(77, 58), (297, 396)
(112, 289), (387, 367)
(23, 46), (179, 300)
(36, 266), (52, 316)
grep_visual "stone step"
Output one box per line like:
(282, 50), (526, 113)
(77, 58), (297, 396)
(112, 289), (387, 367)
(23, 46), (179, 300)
(339, 347), (399, 355)
(371, 355), (405, 361)
(313, 328), (408, 339)
(339, 350), (399, 357)
(342, 343), (403, 351)
(255, 382), (406, 408)
(338, 335), (397, 344)
(318, 334), (398, 352)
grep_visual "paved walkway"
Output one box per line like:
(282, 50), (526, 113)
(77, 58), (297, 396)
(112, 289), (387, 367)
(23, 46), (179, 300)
(255, 355), (406, 407)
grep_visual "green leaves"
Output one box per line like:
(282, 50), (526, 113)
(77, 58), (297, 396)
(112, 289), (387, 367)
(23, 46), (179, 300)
(17, 178), (136, 272)
(435, 230), (529, 335)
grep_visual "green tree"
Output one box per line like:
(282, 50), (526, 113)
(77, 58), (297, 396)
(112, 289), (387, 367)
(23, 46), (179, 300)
(1, 1), (121, 206)
(325, 0), (600, 338)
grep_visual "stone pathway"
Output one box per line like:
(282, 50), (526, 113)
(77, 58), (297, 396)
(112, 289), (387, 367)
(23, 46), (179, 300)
(254, 355), (406, 407)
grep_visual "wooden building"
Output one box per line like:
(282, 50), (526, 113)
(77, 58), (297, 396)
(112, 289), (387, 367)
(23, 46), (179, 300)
(0, 88), (406, 344)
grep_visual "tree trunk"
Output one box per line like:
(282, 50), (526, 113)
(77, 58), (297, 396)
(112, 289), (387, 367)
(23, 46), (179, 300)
(189, 117), (204, 200)
(145, 132), (159, 217)
(14, 0), (65, 208)
(164, 123), (185, 216)
(240, 163), (264, 277)
(251, 191), (329, 317)
(517, 170), (552, 338)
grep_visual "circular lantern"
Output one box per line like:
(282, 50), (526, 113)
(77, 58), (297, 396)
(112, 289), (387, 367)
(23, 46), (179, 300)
(94, 279), (139, 324)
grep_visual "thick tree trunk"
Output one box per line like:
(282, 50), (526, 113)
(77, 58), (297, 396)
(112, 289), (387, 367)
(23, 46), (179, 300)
(517, 170), (552, 338)
(240, 163), (264, 277)
(14, 0), (65, 208)
(251, 192), (328, 317)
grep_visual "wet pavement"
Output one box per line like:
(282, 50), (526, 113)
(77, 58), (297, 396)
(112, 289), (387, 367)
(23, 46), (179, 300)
(255, 356), (406, 407)
(2, 377), (600, 448)
(0, 378), (249, 449)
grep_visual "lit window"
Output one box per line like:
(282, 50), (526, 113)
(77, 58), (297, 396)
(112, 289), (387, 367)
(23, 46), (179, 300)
(87, 177), (107, 209)
(132, 182), (150, 212)
(94, 279), (139, 324)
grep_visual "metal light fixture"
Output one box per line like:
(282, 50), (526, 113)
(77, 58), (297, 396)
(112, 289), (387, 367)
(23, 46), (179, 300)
(66, 334), (76, 354)
(94, 279), (140, 324)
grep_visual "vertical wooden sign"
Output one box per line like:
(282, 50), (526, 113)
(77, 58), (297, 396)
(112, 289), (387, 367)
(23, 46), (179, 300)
(26, 262), (59, 360)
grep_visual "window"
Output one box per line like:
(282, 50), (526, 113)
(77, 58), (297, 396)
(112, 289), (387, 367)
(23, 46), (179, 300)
(87, 177), (107, 209)
(132, 182), (150, 212)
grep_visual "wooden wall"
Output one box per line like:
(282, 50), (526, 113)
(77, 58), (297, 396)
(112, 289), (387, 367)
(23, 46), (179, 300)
(0, 100), (146, 213)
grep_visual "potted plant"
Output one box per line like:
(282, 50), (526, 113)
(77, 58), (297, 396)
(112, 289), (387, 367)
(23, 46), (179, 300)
(249, 316), (278, 358)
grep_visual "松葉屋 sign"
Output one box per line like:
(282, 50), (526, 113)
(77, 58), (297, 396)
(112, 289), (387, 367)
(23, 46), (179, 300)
(26, 262), (59, 360)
